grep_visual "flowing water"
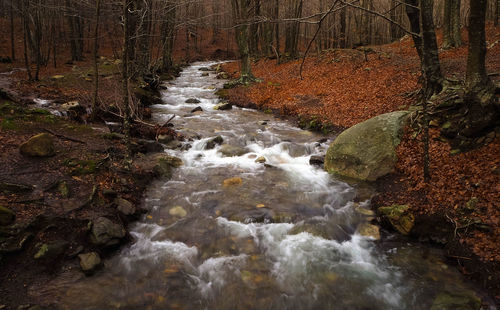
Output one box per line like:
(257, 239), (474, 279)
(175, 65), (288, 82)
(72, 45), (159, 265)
(48, 62), (485, 309)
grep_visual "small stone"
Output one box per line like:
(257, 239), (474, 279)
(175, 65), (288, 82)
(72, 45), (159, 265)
(191, 106), (203, 113)
(19, 133), (55, 157)
(257, 120), (268, 126)
(169, 206), (187, 218)
(78, 252), (102, 274)
(223, 177), (242, 187)
(90, 217), (126, 247)
(355, 207), (375, 217)
(58, 181), (69, 198)
(0, 206), (15, 226)
(51, 75), (64, 80)
(201, 73), (209, 77)
(255, 156), (266, 163)
(198, 67), (211, 72)
(115, 197), (136, 216)
(219, 144), (248, 157)
(429, 119), (439, 127)
(357, 223), (380, 240)
(214, 102), (232, 110)
(309, 155), (324, 167)
(34, 240), (68, 260)
(102, 188), (118, 198)
(185, 98), (201, 104)
(378, 205), (414, 235)
(464, 197), (478, 211)
(256, 204), (266, 208)
(205, 136), (224, 150)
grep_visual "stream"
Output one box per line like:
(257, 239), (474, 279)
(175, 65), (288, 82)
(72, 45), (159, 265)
(44, 62), (485, 309)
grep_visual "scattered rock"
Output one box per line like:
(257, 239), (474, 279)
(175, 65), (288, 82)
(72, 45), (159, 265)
(102, 188), (118, 198)
(19, 133), (56, 157)
(58, 181), (70, 198)
(355, 207), (375, 217)
(201, 73), (209, 77)
(51, 75), (64, 80)
(324, 111), (409, 181)
(463, 197), (478, 212)
(157, 134), (174, 144)
(219, 144), (248, 157)
(115, 197), (136, 216)
(257, 120), (268, 126)
(216, 72), (229, 79)
(90, 217), (126, 247)
(191, 106), (203, 113)
(132, 139), (164, 154)
(206, 136), (224, 150)
(198, 67), (212, 72)
(309, 155), (324, 167)
(430, 290), (481, 310)
(223, 177), (242, 187)
(185, 98), (201, 104)
(357, 223), (380, 240)
(255, 156), (266, 163)
(378, 204), (414, 235)
(78, 252), (102, 274)
(0, 206), (15, 226)
(169, 206), (187, 218)
(33, 240), (68, 260)
(214, 102), (232, 111)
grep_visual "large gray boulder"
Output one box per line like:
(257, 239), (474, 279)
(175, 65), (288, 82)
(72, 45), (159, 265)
(324, 111), (409, 181)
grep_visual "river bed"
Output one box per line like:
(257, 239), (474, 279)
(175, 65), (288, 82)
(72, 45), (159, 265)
(44, 62), (486, 310)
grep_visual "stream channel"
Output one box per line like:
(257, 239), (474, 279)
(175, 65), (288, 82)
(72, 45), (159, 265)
(47, 62), (485, 309)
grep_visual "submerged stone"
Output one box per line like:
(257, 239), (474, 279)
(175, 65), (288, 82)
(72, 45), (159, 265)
(357, 223), (380, 240)
(430, 291), (481, 310)
(223, 177), (242, 187)
(219, 144), (248, 157)
(169, 206), (187, 218)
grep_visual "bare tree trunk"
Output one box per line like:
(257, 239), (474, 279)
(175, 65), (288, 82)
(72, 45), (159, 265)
(274, 0), (280, 62)
(22, 0), (32, 81)
(466, 0), (491, 93)
(495, 0), (499, 26)
(421, 0), (443, 97)
(91, 0), (101, 121)
(123, 0), (131, 151)
(161, 0), (176, 72)
(443, 0), (461, 49)
(404, 0), (423, 61)
(231, 0), (255, 82)
(10, 1), (15, 61)
(340, 5), (346, 48)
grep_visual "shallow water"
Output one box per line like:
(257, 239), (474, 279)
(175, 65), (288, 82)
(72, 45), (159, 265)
(49, 62), (486, 310)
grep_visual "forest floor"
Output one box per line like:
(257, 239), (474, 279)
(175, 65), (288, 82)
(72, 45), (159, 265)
(220, 24), (500, 301)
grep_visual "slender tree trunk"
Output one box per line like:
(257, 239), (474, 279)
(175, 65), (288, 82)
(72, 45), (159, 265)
(443, 0), (461, 49)
(404, 0), (423, 62)
(274, 0), (280, 62)
(340, 6), (346, 48)
(122, 0), (131, 151)
(420, 0), (443, 97)
(10, 1), (15, 61)
(466, 0), (490, 94)
(22, 0), (32, 81)
(91, 0), (101, 121)
(161, 1), (176, 72)
(231, 0), (255, 82)
(495, 0), (499, 26)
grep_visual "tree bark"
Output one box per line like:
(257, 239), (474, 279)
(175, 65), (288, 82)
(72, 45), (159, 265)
(122, 0), (132, 150)
(404, 0), (423, 62)
(161, 0), (176, 72)
(91, 0), (101, 121)
(10, 1), (15, 61)
(466, 0), (490, 94)
(420, 0), (443, 97)
(442, 0), (461, 49)
(231, 0), (255, 82)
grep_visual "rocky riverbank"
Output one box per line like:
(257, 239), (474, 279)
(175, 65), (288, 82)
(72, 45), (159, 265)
(0, 97), (184, 309)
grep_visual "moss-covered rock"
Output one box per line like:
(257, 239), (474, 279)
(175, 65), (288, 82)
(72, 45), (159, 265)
(78, 252), (102, 274)
(378, 204), (414, 235)
(90, 217), (126, 247)
(324, 111), (409, 181)
(430, 291), (481, 310)
(19, 133), (55, 157)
